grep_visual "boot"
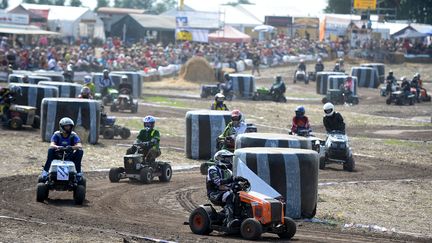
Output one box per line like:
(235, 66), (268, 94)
(223, 204), (239, 229)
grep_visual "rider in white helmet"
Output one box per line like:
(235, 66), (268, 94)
(211, 93), (229, 111)
(41, 117), (84, 180)
(323, 102), (345, 134)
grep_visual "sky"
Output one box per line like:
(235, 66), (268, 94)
(9, 0), (328, 16)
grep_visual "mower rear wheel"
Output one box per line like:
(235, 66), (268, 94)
(158, 163), (172, 182)
(343, 156), (355, 172)
(132, 103), (138, 113)
(36, 183), (48, 202)
(74, 185), (86, 205)
(120, 128), (131, 139)
(319, 157), (326, 170)
(103, 128), (115, 139)
(140, 167), (153, 184)
(278, 217), (297, 240)
(200, 162), (209, 175)
(240, 218), (262, 240)
(109, 167), (122, 182)
(322, 97), (328, 104)
(189, 207), (212, 235)
(110, 105), (118, 112)
(9, 117), (22, 130)
(32, 115), (40, 129)
(386, 98), (392, 105)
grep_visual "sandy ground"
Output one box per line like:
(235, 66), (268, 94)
(0, 61), (431, 242)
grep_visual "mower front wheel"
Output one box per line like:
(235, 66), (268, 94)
(9, 117), (23, 130)
(240, 218), (262, 240)
(278, 217), (297, 240)
(109, 167), (123, 182)
(343, 156), (355, 172)
(103, 128), (115, 139)
(32, 115), (40, 129)
(319, 157), (326, 170)
(120, 128), (131, 139)
(158, 163), (172, 182)
(74, 185), (86, 205)
(36, 183), (48, 202)
(140, 167), (153, 184)
(189, 207), (213, 235)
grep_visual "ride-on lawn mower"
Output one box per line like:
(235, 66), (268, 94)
(294, 70), (309, 84)
(386, 91), (415, 105)
(110, 89), (138, 113)
(410, 87), (431, 102)
(252, 87), (287, 103)
(108, 142), (172, 184)
(95, 87), (119, 106)
(322, 89), (359, 105)
(0, 104), (40, 130)
(188, 179), (297, 240)
(200, 85), (220, 98)
(36, 147), (86, 205)
(318, 130), (355, 172)
(100, 113), (131, 139)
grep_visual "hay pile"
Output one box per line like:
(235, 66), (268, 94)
(179, 57), (216, 83)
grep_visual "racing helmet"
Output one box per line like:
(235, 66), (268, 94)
(295, 106), (305, 117)
(213, 149), (234, 169)
(346, 76), (353, 81)
(103, 69), (109, 76)
(215, 93), (225, 102)
(414, 73), (420, 79)
(400, 76), (407, 82)
(323, 102), (335, 117)
(8, 84), (21, 95)
(317, 58), (322, 63)
(224, 73), (230, 81)
(231, 109), (242, 122)
(84, 75), (92, 84)
(388, 70), (393, 75)
(80, 87), (91, 98)
(59, 117), (74, 134)
(276, 75), (282, 83)
(143, 115), (155, 130)
(121, 75), (128, 83)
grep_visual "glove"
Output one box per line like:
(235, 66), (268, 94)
(234, 176), (247, 182)
(65, 145), (74, 153)
(150, 138), (158, 145)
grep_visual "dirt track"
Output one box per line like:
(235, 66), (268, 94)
(1, 62), (432, 242)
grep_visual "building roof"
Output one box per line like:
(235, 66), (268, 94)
(128, 14), (176, 30)
(97, 7), (146, 15)
(0, 23), (59, 35)
(220, 5), (261, 26)
(20, 3), (91, 21)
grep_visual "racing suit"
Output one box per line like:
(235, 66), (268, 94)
(127, 128), (161, 162)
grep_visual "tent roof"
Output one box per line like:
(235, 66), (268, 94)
(410, 23), (432, 35)
(128, 14), (175, 30)
(0, 23), (59, 35)
(21, 3), (90, 21)
(208, 25), (251, 43)
(220, 5), (261, 26)
(394, 29), (428, 38)
(97, 7), (146, 15)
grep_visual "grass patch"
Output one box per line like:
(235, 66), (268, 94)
(142, 96), (188, 108)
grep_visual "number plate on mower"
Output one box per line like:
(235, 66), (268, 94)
(57, 166), (69, 181)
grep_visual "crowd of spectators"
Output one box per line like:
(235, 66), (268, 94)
(0, 33), (430, 74)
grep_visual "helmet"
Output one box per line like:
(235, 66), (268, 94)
(80, 87), (91, 97)
(338, 58), (344, 63)
(389, 70), (393, 75)
(300, 59), (304, 63)
(213, 149), (234, 169)
(22, 75), (29, 83)
(215, 93), (225, 102)
(276, 75), (282, 83)
(9, 85), (21, 95)
(317, 58), (322, 63)
(143, 115), (155, 130)
(103, 69), (109, 75)
(401, 76), (407, 82)
(121, 75), (128, 80)
(224, 73), (230, 81)
(84, 75), (92, 84)
(231, 109), (242, 122)
(295, 106), (305, 117)
(323, 102), (335, 117)
(346, 76), (352, 81)
(414, 73), (420, 78)
(59, 117), (74, 134)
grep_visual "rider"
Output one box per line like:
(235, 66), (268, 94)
(337, 58), (345, 70)
(126, 115), (161, 162)
(218, 110), (247, 150)
(270, 75), (286, 96)
(323, 102), (345, 134)
(315, 58), (324, 72)
(342, 76), (354, 103)
(83, 75), (95, 96)
(386, 70), (397, 84)
(118, 75), (133, 105)
(211, 93), (229, 111)
(333, 63), (341, 72)
(411, 73), (421, 102)
(400, 77), (411, 99)
(99, 69), (114, 98)
(290, 106), (310, 135)
(385, 70), (398, 95)
(298, 59), (306, 72)
(220, 73), (233, 98)
(41, 117), (83, 180)
(206, 149), (246, 228)
(0, 85), (20, 122)
(78, 86), (93, 99)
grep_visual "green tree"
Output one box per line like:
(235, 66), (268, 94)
(114, 0), (155, 10)
(397, 0), (432, 24)
(224, 0), (253, 6)
(38, 0), (53, 5)
(324, 0), (351, 14)
(70, 0), (82, 7)
(97, 0), (109, 8)
(152, 0), (176, 14)
(0, 0), (8, 9)
(24, 0), (37, 3)
(54, 0), (65, 5)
